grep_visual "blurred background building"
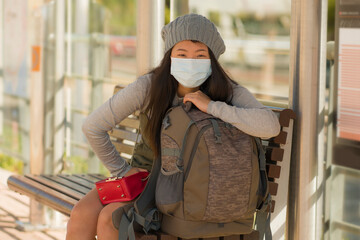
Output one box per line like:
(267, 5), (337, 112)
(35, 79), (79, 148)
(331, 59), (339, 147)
(0, 0), (359, 239)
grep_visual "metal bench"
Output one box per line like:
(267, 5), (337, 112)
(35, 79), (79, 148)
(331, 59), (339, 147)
(7, 84), (296, 239)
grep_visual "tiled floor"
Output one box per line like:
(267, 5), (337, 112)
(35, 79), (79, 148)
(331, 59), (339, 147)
(0, 168), (67, 240)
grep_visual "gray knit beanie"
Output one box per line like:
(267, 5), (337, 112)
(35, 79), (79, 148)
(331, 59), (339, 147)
(161, 13), (225, 59)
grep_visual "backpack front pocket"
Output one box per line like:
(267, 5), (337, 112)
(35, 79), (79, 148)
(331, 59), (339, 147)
(156, 133), (184, 217)
(160, 134), (182, 174)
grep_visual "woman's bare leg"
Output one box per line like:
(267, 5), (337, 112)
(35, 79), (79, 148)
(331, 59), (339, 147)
(96, 202), (128, 240)
(66, 188), (103, 240)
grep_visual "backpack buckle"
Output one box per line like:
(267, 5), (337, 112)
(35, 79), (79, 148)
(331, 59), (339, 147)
(215, 135), (222, 144)
(163, 115), (171, 129)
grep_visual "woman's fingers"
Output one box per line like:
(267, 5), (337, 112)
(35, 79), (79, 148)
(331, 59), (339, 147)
(183, 90), (211, 113)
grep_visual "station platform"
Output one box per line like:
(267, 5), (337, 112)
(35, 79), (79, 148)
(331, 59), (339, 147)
(0, 168), (67, 240)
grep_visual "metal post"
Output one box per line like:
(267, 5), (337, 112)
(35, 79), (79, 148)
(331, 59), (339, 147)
(27, 0), (47, 230)
(151, 1), (165, 68)
(73, 0), (90, 169)
(288, 0), (328, 239)
(89, 4), (110, 172)
(66, 0), (72, 76)
(136, 0), (165, 76)
(53, 0), (65, 174)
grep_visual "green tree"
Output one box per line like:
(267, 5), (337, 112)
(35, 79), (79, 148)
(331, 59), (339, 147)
(96, 0), (136, 35)
(328, 0), (335, 41)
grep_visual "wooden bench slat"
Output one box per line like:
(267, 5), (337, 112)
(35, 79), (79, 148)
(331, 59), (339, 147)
(279, 109), (296, 127)
(274, 131), (288, 144)
(118, 118), (140, 129)
(109, 128), (139, 142)
(112, 141), (135, 156)
(267, 165), (281, 179)
(271, 148), (284, 162)
(25, 175), (85, 200)
(268, 182), (279, 196)
(265, 147), (285, 162)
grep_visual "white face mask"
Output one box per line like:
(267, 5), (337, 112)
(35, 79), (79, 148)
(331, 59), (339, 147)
(170, 57), (212, 88)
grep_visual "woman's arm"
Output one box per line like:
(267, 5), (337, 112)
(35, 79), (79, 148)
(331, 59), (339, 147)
(207, 84), (280, 139)
(82, 74), (151, 177)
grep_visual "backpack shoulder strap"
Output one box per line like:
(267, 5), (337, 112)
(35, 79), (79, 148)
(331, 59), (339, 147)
(118, 155), (162, 240)
(255, 194), (272, 240)
(254, 138), (272, 240)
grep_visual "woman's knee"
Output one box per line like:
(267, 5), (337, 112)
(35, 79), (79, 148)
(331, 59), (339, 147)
(69, 200), (90, 221)
(97, 202), (124, 231)
(68, 188), (103, 225)
(97, 206), (114, 228)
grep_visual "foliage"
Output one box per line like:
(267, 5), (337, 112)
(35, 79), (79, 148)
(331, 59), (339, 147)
(209, 11), (220, 27)
(165, 0), (170, 24)
(0, 154), (23, 174)
(63, 155), (110, 176)
(233, 13), (291, 36)
(328, 0), (335, 41)
(95, 0), (137, 35)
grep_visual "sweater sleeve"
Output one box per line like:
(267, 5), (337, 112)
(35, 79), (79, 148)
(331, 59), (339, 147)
(82, 74), (151, 177)
(207, 83), (280, 139)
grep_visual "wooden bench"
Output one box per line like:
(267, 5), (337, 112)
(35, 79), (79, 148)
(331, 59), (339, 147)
(7, 84), (296, 239)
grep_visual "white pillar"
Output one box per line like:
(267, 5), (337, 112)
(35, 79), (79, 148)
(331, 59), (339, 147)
(136, 0), (165, 76)
(169, 0), (188, 21)
(28, 0), (46, 228)
(288, 0), (328, 239)
(53, 0), (65, 174)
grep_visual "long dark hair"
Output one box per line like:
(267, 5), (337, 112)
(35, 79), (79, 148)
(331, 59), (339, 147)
(144, 48), (235, 157)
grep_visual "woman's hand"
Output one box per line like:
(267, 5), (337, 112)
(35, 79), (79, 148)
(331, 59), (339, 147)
(124, 167), (148, 177)
(183, 90), (211, 113)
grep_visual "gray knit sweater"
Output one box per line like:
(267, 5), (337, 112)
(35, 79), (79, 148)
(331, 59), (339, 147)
(82, 74), (280, 177)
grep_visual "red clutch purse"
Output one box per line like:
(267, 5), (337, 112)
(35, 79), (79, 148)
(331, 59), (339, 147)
(95, 171), (149, 205)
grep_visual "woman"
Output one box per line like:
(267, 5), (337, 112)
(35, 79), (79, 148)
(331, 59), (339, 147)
(66, 13), (280, 240)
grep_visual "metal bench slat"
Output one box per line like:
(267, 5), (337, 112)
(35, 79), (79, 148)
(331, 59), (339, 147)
(25, 175), (85, 200)
(7, 175), (77, 216)
(58, 174), (98, 189)
(87, 174), (107, 182)
(73, 174), (105, 183)
(41, 175), (93, 193)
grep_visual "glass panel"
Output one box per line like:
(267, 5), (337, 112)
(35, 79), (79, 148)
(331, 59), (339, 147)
(188, 0), (291, 105)
(0, 0), (29, 173)
(330, 166), (360, 239)
(63, 0), (137, 174)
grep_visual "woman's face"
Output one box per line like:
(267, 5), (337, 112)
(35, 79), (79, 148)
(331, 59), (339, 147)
(171, 40), (210, 59)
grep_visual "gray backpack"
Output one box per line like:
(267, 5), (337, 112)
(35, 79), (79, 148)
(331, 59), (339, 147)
(115, 103), (272, 240)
